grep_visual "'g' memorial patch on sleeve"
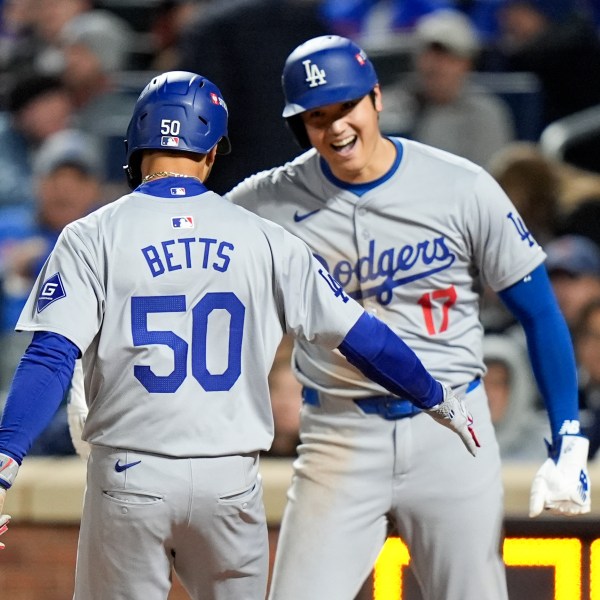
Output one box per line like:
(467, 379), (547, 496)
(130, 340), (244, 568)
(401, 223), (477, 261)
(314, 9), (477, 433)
(37, 272), (66, 313)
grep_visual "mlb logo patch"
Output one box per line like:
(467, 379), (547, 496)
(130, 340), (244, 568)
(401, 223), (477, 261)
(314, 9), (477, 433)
(355, 51), (366, 66)
(172, 216), (194, 229)
(170, 187), (186, 196)
(161, 136), (180, 147)
(37, 272), (66, 313)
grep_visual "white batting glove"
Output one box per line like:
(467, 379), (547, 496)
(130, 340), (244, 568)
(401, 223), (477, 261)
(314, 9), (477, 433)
(67, 359), (90, 460)
(0, 453), (19, 551)
(425, 384), (480, 457)
(529, 435), (591, 517)
(0, 488), (10, 550)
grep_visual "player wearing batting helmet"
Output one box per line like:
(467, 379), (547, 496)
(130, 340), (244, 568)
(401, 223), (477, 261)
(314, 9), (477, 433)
(226, 35), (591, 600)
(0, 70), (479, 599)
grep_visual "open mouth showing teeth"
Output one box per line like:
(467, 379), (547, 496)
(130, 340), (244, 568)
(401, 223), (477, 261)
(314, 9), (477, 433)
(331, 135), (357, 152)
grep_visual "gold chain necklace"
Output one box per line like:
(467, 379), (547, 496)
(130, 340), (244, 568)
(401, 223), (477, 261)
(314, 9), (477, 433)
(141, 171), (201, 183)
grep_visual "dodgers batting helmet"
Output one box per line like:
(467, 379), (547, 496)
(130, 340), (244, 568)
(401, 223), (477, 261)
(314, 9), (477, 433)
(281, 35), (378, 148)
(124, 71), (231, 189)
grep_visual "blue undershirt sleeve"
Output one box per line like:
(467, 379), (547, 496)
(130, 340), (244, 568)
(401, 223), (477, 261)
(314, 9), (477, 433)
(338, 312), (443, 409)
(498, 264), (579, 442)
(0, 331), (79, 463)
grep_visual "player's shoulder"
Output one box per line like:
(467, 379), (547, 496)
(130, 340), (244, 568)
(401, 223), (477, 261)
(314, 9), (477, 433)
(399, 137), (502, 197)
(232, 200), (289, 236)
(400, 137), (484, 175)
(60, 192), (135, 242)
(227, 149), (319, 202)
(228, 198), (308, 256)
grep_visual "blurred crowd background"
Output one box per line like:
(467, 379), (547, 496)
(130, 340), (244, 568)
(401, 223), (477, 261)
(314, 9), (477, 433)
(1, 0), (600, 465)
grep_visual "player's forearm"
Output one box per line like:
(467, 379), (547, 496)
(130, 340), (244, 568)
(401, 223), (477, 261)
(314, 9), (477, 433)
(0, 331), (79, 468)
(337, 311), (443, 409)
(515, 306), (578, 441)
(499, 264), (580, 442)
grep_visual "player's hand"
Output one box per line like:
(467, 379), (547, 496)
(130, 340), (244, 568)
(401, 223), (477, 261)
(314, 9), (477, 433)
(529, 435), (591, 518)
(0, 488), (11, 550)
(425, 385), (480, 457)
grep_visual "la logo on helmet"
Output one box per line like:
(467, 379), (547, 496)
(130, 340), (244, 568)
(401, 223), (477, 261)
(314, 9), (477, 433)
(302, 59), (326, 87)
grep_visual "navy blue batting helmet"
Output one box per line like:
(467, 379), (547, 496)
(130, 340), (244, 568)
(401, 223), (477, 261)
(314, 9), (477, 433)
(124, 71), (231, 189)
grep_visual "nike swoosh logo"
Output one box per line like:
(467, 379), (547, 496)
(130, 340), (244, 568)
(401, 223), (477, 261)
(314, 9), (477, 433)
(293, 209), (321, 222)
(115, 459), (142, 473)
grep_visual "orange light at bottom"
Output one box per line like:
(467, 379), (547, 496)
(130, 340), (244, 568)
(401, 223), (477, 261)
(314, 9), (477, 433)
(373, 538), (410, 598)
(372, 537), (582, 600)
(589, 539), (600, 600)
(503, 538), (581, 600)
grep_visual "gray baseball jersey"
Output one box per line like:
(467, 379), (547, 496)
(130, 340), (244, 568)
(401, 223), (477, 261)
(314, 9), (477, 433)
(227, 138), (545, 393)
(226, 137), (545, 600)
(16, 187), (363, 457)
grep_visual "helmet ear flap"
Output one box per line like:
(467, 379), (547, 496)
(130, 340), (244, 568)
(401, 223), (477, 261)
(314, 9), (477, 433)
(124, 149), (142, 190)
(286, 115), (311, 150)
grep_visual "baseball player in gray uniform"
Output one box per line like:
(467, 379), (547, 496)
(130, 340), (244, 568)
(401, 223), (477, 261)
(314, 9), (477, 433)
(226, 36), (591, 600)
(0, 71), (478, 599)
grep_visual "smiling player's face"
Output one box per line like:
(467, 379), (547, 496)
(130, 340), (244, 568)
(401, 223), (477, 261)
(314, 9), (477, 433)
(301, 85), (395, 184)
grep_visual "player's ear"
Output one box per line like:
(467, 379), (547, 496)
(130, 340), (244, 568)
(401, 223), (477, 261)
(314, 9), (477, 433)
(202, 146), (219, 182)
(205, 146), (218, 169)
(371, 84), (383, 113)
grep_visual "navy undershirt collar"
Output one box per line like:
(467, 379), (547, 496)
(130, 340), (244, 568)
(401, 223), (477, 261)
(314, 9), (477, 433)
(320, 137), (403, 197)
(135, 177), (208, 197)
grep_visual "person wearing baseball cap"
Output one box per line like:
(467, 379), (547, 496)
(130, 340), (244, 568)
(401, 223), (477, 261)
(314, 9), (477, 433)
(58, 9), (136, 172)
(415, 7), (481, 59)
(380, 9), (515, 166)
(545, 235), (600, 328)
(0, 129), (104, 335)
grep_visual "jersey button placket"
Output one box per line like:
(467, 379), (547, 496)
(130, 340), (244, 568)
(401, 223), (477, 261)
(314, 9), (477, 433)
(354, 203), (372, 306)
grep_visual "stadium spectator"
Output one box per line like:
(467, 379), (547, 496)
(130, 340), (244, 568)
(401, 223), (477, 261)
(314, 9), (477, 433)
(544, 234), (600, 331)
(60, 10), (134, 122)
(380, 9), (515, 166)
(0, 129), (104, 365)
(575, 299), (600, 459)
(59, 9), (136, 183)
(8, 0), (94, 76)
(488, 142), (560, 246)
(0, 72), (73, 209)
(483, 333), (548, 461)
(176, 0), (328, 194)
